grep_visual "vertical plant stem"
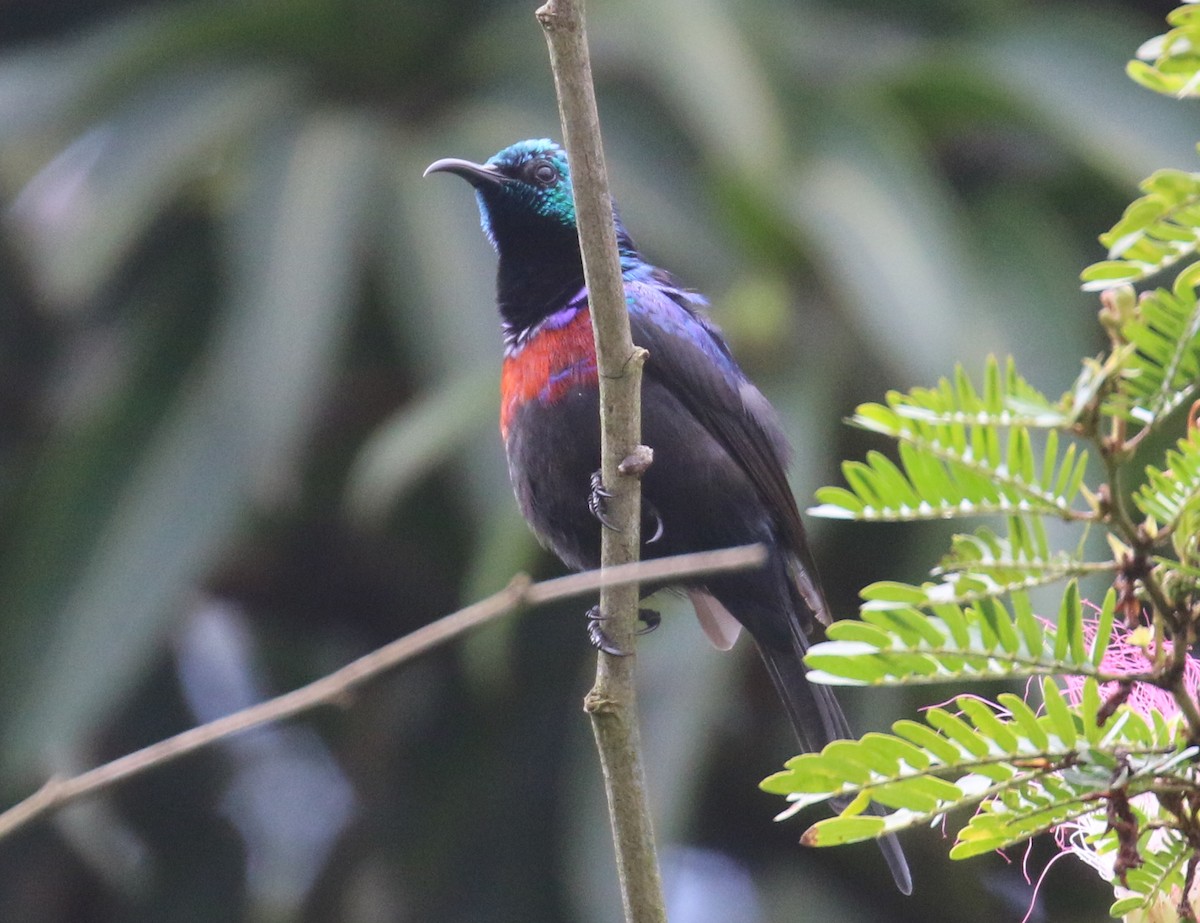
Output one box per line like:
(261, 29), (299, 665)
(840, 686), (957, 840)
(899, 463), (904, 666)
(535, 1), (666, 921)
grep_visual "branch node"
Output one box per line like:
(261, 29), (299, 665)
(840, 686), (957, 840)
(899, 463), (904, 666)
(618, 446), (654, 479)
(505, 572), (535, 603)
(534, 1), (569, 32)
(329, 689), (356, 710)
(583, 690), (620, 715)
(599, 348), (649, 382)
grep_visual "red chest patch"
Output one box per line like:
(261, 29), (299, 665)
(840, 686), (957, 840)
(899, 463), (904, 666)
(500, 307), (598, 440)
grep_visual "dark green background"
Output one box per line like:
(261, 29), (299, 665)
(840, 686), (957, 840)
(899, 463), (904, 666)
(0, 0), (1186, 920)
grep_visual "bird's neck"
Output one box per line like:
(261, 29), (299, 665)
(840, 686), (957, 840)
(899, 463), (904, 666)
(495, 226), (643, 342)
(496, 248), (586, 339)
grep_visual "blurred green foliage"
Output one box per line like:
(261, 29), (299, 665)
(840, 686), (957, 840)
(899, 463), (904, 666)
(0, 0), (1186, 920)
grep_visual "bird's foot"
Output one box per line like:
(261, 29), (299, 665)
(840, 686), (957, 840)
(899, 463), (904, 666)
(586, 605), (662, 656)
(588, 471), (618, 531)
(587, 610), (627, 656)
(588, 469), (665, 543)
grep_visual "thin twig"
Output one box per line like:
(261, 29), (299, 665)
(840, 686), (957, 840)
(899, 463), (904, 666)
(536, 1), (666, 921)
(0, 545), (765, 845)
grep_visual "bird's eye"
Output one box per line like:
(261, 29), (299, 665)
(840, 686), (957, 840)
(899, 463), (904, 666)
(530, 160), (559, 186)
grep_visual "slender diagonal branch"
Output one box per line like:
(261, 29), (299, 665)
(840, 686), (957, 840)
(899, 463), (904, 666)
(536, 2), (665, 921)
(0, 545), (764, 846)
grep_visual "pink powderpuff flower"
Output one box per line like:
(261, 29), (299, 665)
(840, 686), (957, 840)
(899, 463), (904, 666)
(1047, 614), (1200, 921)
(1060, 616), (1200, 720)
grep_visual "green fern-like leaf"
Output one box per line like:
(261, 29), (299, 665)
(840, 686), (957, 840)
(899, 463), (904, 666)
(810, 359), (1095, 522)
(1134, 432), (1200, 537)
(951, 775), (1107, 859)
(804, 585), (1122, 686)
(810, 412), (1092, 522)
(761, 683), (1181, 850)
(1081, 168), (1200, 289)
(876, 357), (1068, 429)
(1104, 266), (1200, 428)
(920, 515), (1115, 605)
(1126, 5), (1200, 98)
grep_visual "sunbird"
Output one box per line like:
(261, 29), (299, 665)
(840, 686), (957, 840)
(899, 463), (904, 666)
(426, 138), (911, 895)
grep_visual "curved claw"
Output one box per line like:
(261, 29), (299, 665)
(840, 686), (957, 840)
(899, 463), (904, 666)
(644, 502), (664, 544)
(586, 605), (630, 656)
(636, 608), (661, 635)
(591, 470), (665, 543)
(588, 471), (620, 531)
(586, 605), (661, 654)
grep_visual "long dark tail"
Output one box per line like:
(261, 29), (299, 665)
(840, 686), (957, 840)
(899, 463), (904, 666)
(757, 641), (914, 896)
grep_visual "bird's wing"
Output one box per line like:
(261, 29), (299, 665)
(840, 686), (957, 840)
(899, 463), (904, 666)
(624, 275), (828, 625)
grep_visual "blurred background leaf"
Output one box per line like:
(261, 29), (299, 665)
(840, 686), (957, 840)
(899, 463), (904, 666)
(0, 0), (1181, 921)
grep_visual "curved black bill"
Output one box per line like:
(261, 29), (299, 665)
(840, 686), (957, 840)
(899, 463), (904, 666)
(423, 157), (507, 188)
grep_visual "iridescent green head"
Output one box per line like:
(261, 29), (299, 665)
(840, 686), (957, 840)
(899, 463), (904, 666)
(425, 139), (642, 329)
(425, 138), (577, 253)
